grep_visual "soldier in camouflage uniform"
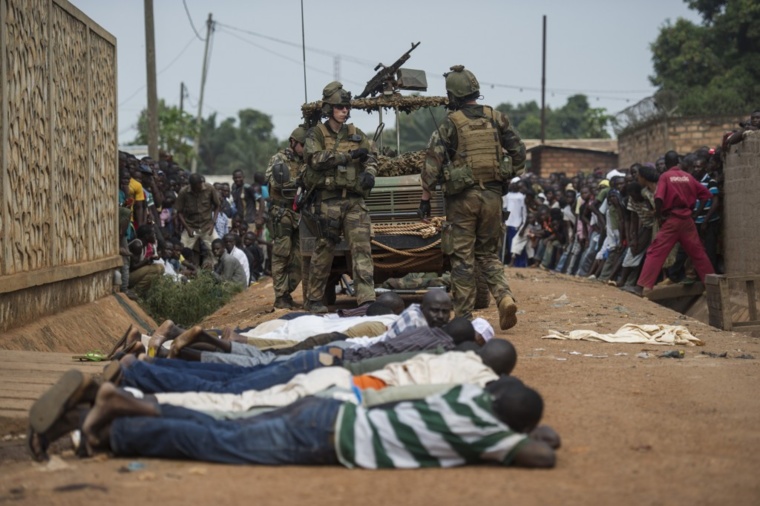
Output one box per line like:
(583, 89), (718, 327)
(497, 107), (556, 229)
(419, 66), (526, 330)
(302, 82), (378, 313)
(265, 126), (307, 309)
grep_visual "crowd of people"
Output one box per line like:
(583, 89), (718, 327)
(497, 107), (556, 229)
(498, 111), (759, 295)
(28, 291), (560, 469)
(117, 151), (273, 300)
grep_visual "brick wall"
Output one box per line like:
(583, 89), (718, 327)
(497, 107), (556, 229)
(723, 131), (760, 275)
(530, 147), (618, 178)
(618, 115), (742, 167)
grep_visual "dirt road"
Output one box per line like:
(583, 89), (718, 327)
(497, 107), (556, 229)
(1, 268), (758, 506)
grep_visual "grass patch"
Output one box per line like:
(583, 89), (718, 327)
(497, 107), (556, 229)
(142, 270), (244, 328)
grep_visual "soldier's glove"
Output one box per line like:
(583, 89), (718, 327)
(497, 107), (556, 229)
(350, 148), (369, 163)
(359, 172), (375, 190)
(418, 199), (431, 219)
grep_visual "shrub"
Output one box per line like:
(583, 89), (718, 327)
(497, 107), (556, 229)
(141, 270), (243, 328)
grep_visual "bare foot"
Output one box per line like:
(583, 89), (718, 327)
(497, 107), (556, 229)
(125, 327), (142, 347)
(148, 320), (181, 357)
(82, 383), (159, 449)
(221, 327), (247, 343)
(106, 325), (133, 359)
(168, 326), (227, 358)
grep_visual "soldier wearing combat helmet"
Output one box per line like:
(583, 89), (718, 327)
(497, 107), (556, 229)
(265, 126), (307, 309)
(419, 65), (526, 330)
(301, 82), (378, 313)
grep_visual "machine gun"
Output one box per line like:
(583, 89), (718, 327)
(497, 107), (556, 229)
(357, 42), (423, 98)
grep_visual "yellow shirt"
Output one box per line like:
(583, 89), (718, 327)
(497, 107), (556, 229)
(129, 178), (145, 202)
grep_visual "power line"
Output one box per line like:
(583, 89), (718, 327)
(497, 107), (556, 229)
(215, 21), (374, 66)
(182, 0), (205, 41)
(216, 27), (364, 88)
(118, 35), (197, 106)
(215, 21), (652, 98)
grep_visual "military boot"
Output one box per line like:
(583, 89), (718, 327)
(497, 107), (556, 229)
(273, 297), (293, 310)
(497, 295), (518, 330)
(305, 300), (328, 314)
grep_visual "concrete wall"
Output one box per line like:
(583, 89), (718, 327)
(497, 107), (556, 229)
(529, 147), (618, 178)
(723, 131), (760, 275)
(0, 0), (121, 332)
(618, 115), (742, 167)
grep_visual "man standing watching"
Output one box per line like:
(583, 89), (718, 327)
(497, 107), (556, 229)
(635, 151), (715, 295)
(302, 82), (377, 313)
(175, 173), (221, 267)
(419, 66), (526, 330)
(266, 126), (307, 309)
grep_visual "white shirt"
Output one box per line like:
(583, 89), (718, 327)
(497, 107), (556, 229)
(503, 191), (526, 228)
(229, 246), (250, 285)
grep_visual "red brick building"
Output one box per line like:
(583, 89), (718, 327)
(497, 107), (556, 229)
(523, 139), (619, 177)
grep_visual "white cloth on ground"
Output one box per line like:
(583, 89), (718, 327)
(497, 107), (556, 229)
(542, 324), (704, 346)
(368, 351), (498, 387)
(240, 314), (398, 342)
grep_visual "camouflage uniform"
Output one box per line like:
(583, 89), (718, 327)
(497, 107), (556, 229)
(303, 121), (378, 306)
(421, 103), (526, 319)
(265, 147), (303, 300)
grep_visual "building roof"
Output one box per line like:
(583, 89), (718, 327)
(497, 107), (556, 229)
(523, 138), (618, 154)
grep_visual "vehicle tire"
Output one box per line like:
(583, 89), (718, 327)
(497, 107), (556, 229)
(324, 275), (337, 306)
(474, 262), (491, 310)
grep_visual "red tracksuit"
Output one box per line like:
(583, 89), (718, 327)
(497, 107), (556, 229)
(637, 166), (715, 289)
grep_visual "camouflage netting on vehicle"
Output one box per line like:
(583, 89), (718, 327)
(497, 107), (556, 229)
(376, 150), (426, 177)
(301, 94), (448, 126)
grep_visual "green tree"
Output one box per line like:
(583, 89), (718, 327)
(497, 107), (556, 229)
(197, 109), (280, 178)
(649, 0), (760, 115)
(133, 99), (198, 166)
(496, 95), (612, 139)
(379, 106), (447, 153)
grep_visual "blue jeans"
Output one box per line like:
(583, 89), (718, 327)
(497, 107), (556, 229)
(121, 350), (331, 394)
(110, 396), (343, 465)
(150, 358), (256, 381)
(576, 230), (601, 277)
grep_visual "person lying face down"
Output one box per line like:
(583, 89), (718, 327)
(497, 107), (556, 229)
(120, 339), (520, 416)
(30, 372), (557, 469)
(97, 317), (482, 397)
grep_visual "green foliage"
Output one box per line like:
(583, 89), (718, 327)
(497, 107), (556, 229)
(141, 270), (243, 328)
(198, 109), (279, 179)
(379, 106), (447, 153)
(134, 99), (198, 167)
(497, 94), (612, 139)
(133, 103), (280, 179)
(376, 94), (612, 152)
(649, 0), (760, 115)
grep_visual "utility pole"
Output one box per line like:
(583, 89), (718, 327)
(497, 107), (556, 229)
(144, 0), (159, 160)
(540, 15), (547, 145)
(191, 13), (213, 174)
(179, 82), (185, 115)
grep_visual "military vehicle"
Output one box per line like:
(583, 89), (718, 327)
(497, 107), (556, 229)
(297, 43), (491, 308)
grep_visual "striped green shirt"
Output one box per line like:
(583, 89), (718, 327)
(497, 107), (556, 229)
(335, 384), (528, 469)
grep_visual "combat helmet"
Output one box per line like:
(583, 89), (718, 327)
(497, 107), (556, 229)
(444, 65), (480, 110)
(289, 126), (307, 145)
(321, 81), (352, 117)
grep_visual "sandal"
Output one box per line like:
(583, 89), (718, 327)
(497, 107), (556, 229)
(72, 350), (108, 362)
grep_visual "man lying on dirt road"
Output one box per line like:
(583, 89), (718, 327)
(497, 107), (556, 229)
(30, 372), (558, 469)
(114, 339), (518, 415)
(99, 317), (477, 395)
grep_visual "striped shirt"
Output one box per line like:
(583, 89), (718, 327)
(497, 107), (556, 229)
(694, 174), (719, 224)
(335, 384), (528, 469)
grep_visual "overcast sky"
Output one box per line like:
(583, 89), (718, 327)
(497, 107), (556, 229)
(71, 0), (701, 146)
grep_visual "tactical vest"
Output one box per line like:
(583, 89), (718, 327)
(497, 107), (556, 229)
(442, 106), (513, 196)
(269, 149), (303, 205)
(303, 123), (368, 197)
